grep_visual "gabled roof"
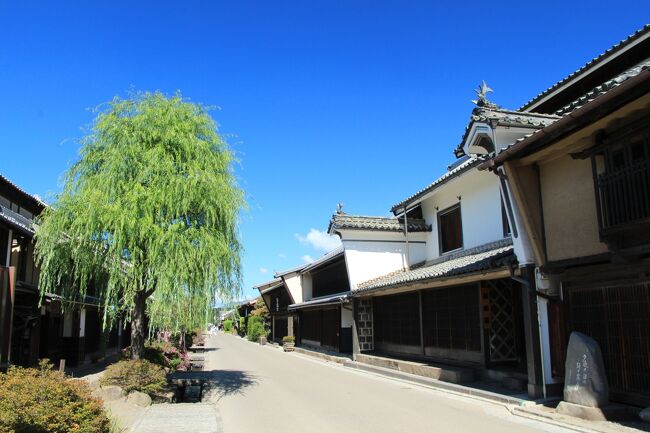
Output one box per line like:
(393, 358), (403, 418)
(390, 157), (480, 213)
(300, 246), (345, 273)
(520, 24), (650, 113)
(0, 174), (47, 211)
(455, 107), (560, 157)
(486, 59), (650, 166)
(274, 263), (307, 277)
(355, 238), (514, 294)
(555, 59), (650, 116)
(328, 213), (431, 234)
(253, 278), (282, 290)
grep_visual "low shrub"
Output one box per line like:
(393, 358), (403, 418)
(223, 319), (233, 332)
(100, 359), (166, 395)
(282, 335), (295, 343)
(0, 359), (110, 433)
(247, 316), (267, 342)
(121, 344), (167, 366)
(121, 341), (190, 371)
(238, 317), (246, 335)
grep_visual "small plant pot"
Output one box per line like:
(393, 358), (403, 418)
(283, 342), (295, 352)
(259, 336), (267, 345)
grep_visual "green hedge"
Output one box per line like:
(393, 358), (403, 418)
(223, 319), (233, 332)
(247, 316), (267, 342)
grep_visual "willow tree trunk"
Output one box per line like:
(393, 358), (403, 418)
(131, 292), (147, 359)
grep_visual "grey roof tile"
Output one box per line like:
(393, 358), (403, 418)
(390, 156), (480, 212)
(491, 59), (650, 160)
(0, 174), (48, 208)
(554, 59), (650, 115)
(355, 238), (514, 294)
(0, 204), (35, 234)
(455, 107), (559, 157)
(328, 214), (431, 233)
(300, 246), (345, 273)
(519, 24), (650, 111)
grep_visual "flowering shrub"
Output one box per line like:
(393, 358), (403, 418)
(0, 360), (110, 433)
(121, 340), (190, 371)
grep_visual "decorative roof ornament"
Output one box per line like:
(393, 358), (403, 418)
(472, 80), (497, 108)
(336, 202), (345, 215)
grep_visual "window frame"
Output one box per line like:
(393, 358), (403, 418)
(437, 203), (463, 255)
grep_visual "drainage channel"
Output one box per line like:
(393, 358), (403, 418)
(169, 355), (207, 402)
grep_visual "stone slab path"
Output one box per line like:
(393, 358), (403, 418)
(131, 403), (221, 433)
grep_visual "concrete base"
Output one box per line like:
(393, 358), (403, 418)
(354, 353), (474, 384)
(293, 346), (351, 364)
(556, 401), (608, 421)
(344, 360), (525, 405)
(556, 401), (640, 422)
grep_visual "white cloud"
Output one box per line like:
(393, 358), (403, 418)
(278, 253), (287, 259)
(301, 255), (315, 264)
(259, 267), (268, 274)
(295, 228), (341, 252)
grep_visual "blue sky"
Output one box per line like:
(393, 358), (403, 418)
(1, 2), (648, 300)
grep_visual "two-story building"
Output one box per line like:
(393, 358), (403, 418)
(0, 173), (125, 369)
(480, 25), (650, 407)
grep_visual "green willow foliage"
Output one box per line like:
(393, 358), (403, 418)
(35, 91), (244, 333)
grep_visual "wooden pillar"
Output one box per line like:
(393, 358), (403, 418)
(287, 315), (294, 337)
(418, 290), (425, 356)
(521, 265), (544, 398)
(0, 267), (15, 369)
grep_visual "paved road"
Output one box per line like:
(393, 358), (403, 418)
(205, 333), (570, 433)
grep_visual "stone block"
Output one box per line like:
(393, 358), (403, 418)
(557, 401), (607, 421)
(564, 332), (609, 407)
(640, 407), (650, 423)
(127, 391), (152, 407)
(92, 385), (126, 402)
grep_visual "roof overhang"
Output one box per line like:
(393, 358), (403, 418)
(521, 25), (650, 113)
(288, 292), (350, 310)
(352, 268), (511, 298)
(300, 247), (344, 273)
(482, 66), (650, 169)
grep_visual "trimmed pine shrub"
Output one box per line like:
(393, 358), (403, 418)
(0, 360), (110, 433)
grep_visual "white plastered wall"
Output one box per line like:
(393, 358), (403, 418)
(282, 272), (303, 304)
(340, 230), (427, 290)
(420, 168), (505, 260)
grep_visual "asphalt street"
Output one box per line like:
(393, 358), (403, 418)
(205, 333), (571, 433)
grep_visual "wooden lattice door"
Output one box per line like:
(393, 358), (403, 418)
(482, 279), (518, 363)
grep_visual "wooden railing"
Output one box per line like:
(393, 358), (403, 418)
(597, 159), (650, 232)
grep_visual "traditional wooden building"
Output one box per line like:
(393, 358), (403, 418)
(0, 174), (124, 369)
(255, 277), (296, 342)
(329, 159), (545, 397)
(285, 247), (355, 353)
(481, 25), (650, 406)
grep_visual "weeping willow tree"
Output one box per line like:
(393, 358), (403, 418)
(35, 91), (244, 359)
